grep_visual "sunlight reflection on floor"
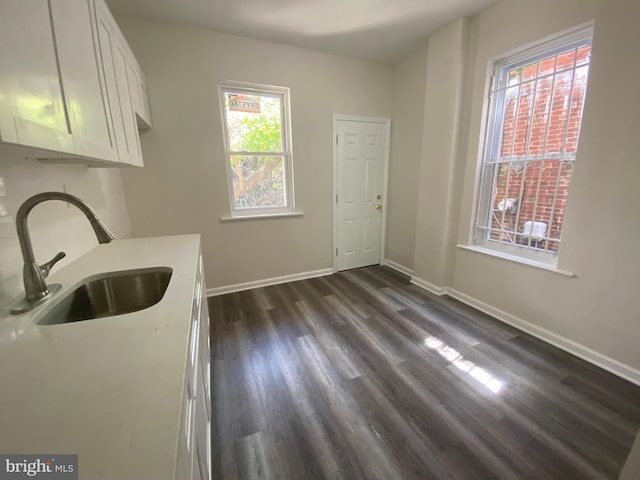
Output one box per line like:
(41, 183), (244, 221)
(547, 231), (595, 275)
(424, 336), (504, 394)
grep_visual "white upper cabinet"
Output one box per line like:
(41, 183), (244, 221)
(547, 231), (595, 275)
(94, 0), (144, 167)
(112, 38), (144, 167)
(0, 1), (74, 153)
(0, 0), (150, 167)
(94, 8), (128, 167)
(128, 62), (152, 130)
(50, 0), (119, 162)
(138, 71), (152, 129)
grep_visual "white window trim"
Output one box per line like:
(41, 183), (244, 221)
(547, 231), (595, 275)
(470, 23), (594, 265)
(217, 80), (297, 218)
(219, 211), (304, 222)
(456, 244), (577, 278)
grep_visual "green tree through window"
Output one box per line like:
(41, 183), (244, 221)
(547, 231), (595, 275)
(221, 88), (292, 212)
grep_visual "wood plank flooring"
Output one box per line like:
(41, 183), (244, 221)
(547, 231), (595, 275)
(209, 266), (640, 479)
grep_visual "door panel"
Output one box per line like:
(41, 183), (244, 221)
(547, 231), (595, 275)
(364, 159), (376, 202)
(335, 119), (388, 271)
(363, 217), (375, 253)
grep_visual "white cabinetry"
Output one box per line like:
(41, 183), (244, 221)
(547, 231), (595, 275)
(51, 0), (119, 162)
(128, 61), (152, 130)
(0, 0), (150, 166)
(94, 0), (143, 167)
(176, 253), (211, 480)
(0, 1), (75, 154)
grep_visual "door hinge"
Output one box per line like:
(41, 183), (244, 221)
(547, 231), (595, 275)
(336, 194), (338, 204)
(336, 248), (338, 256)
(336, 134), (339, 144)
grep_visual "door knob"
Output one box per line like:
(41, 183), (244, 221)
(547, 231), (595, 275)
(375, 204), (382, 210)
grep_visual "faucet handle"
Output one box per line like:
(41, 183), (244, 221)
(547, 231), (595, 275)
(39, 251), (66, 278)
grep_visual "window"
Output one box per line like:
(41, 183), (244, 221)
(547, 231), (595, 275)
(218, 82), (294, 216)
(474, 26), (593, 264)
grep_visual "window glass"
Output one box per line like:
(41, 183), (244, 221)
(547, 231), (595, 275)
(475, 28), (593, 262)
(219, 84), (294, 215)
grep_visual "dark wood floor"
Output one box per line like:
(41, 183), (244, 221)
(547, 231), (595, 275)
(209, 266), (640, 480)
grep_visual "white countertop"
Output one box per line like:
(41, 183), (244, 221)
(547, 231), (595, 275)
(0, 234), (201, 479)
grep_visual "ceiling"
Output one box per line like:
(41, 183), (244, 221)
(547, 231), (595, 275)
(106, 0), (496, 64)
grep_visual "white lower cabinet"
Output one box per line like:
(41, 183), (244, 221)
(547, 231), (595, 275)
(176, 252), (211, 480)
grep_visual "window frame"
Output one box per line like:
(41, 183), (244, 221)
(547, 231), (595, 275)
(472, 25), (594, 265)
(218, 81), (295, 217)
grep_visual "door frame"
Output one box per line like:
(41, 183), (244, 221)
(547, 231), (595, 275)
(332, 114), (391, 273)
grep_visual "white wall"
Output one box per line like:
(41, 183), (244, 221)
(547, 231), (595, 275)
(116, 18), (393, 289)
(417, 0), (640, 375)
(0, 151), (131, 310)
(385, 45), (428, 270)
(412, 18), (468, 287)
(620, 430), (640, 480)
(390, 0), (640, 379)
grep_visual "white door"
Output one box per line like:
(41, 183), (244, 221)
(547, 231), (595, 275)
(335, 118), (388, 271)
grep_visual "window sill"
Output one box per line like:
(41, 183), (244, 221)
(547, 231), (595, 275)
(220, 211), (304, 222)
(456, 244), (577, 278)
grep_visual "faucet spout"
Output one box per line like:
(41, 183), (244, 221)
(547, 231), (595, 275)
(10, 192), (115, 314)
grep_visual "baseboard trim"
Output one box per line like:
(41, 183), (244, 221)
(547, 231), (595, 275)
(407, 275), (640, 386)
(206, 268), (334, 296)
(409, 275), (449, 296)
(382, 259), (414, 277)
(442, 287), (640, 386)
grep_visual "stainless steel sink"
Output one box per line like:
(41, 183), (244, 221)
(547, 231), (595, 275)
(37, 268), (172, 325)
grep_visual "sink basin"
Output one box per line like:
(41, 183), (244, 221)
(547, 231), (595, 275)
(37, 267), (172, 325)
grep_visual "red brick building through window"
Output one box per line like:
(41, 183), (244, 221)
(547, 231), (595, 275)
(477, 34), (592, 257)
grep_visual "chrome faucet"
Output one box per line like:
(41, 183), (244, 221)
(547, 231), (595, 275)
(10, 192), (115, 314)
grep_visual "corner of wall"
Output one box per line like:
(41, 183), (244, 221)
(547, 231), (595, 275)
(411, 17), (470, 287)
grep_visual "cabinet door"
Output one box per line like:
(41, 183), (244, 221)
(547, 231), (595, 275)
(197, 255), (211, 479)
(194, 442), (206, 480)
(93, 0), (143, 167)
(94, 1), (125, 165)
(195, 365), (210, 480)
(112, 39), (143, 167)
(126, 64), (141, 118)
(175, 381), (194, 480)
(128, 63), (152, 129)
(49, 0), (118, 162)
(138, 72), (152, 128)
(0, 0), (74, 153)
(199, 294), (211, 421)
